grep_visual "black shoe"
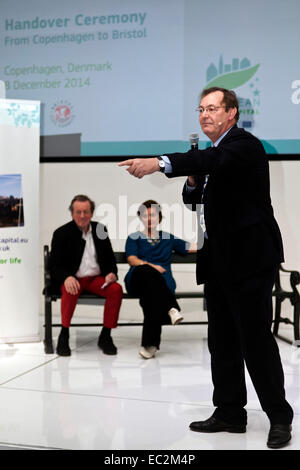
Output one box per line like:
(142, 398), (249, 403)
(267, 424), (292, 449)
(56, 328), (71, 356)
(98, 334), (117, 355)
(189, 415), (246, 434)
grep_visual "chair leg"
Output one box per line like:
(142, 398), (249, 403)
(272, 297), (282, 337)
(293, 301), (300, 343)
(44, 297), (54, 354)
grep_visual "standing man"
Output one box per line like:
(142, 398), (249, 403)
(119, 87), (293, 448)
(49, 194), (123, 356)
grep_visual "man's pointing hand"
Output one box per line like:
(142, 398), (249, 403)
(118, 158), (159, 179)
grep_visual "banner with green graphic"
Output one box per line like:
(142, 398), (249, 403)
(0, 0), (299, 156)
(0, 99), (40, 343)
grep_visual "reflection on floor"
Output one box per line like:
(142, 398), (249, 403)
(0, 324), (299, 450)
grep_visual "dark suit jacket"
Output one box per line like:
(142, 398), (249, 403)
(49, 220), (118, 290)
(166, 125), (284, 284)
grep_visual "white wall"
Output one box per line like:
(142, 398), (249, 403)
(40, 161), (194, 250)
(39, 161), (202, 325)
(269, 161), (300, 270)
(39, 160), (300, 327)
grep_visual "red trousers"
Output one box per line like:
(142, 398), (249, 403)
(60, 276), (123, 328)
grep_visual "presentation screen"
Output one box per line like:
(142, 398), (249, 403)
(1, 0), (299, 157)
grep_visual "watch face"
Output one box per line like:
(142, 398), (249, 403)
(159, 160), (165, 168)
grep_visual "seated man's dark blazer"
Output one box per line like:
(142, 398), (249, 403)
(165, 125), (284, 284)
(49, 220), (118, 291)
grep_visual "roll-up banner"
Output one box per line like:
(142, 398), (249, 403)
(0, 98), (40, 343)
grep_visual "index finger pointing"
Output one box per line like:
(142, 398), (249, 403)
(118, 159), (134, 167)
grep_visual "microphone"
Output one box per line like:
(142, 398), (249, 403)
(189, 133), (199, 150)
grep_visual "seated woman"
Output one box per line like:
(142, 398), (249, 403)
(124, 199), (197, 359)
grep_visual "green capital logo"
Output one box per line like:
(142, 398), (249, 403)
(204, 55), (260, 90)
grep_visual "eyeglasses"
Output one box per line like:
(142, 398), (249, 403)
(195, 105), (226, 115)
(73, 210), (91, 216)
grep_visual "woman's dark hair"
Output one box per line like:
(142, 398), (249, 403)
(69, 194), (95, 214)
(137, 199), (162, 223)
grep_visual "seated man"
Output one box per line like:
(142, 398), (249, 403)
(49, 194), (123, 356)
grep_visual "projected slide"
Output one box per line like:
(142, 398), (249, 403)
(0, 0), (299, 156)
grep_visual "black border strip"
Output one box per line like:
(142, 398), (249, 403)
(40, 154), (300, 163)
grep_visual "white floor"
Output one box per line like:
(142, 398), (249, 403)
(0, 322), (299, 451)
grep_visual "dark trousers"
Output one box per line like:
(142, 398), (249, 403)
(205, 265), (293, 425)
(130, 265), (180, 348)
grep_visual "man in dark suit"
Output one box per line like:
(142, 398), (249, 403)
(49, 194), (123, 357)
(119, 87), (293, 448)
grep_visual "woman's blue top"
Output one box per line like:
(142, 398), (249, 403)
(124, 231), (189, 294)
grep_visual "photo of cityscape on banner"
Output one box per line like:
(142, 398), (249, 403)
(0, 174), (24, 228)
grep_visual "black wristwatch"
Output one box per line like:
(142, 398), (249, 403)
(157, 156), (166, 173)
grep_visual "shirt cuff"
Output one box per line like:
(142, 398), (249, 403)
(160, 155), (172, 174)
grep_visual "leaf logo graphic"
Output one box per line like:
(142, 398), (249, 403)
(204, 64), (260, 90)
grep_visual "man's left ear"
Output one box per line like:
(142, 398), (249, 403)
(229, 107), (237, 121)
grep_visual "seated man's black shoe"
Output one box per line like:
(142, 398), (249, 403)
(189, 415), (246, 434)
(56, 327), (71, 356)
(98, 334), (117, 355)
(267, 424), (292, 449)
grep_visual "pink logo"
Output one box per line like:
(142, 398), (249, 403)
(51, 101), (74, 127)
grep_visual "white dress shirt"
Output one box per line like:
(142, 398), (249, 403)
(75, 225), (101, 278)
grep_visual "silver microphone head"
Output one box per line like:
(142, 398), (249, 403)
(189, 133), (199, 145)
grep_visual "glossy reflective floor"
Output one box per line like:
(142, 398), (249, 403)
(0, 324), (299, 450)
